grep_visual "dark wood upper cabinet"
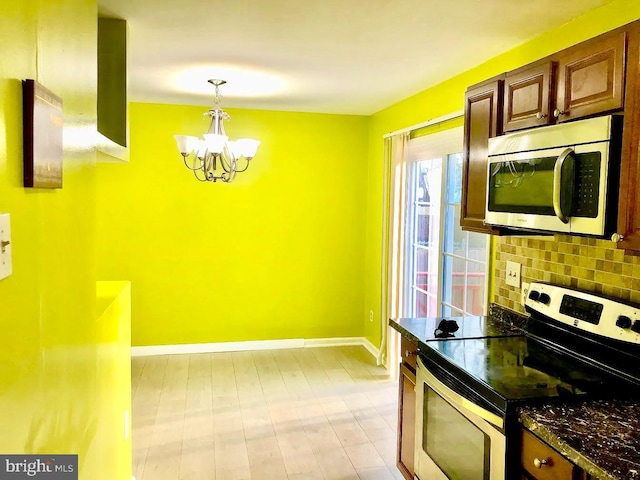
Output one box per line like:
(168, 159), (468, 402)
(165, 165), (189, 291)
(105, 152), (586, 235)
(504, 62), (555, 132)
(555, 30), (627, 122)
(461, 23), (639, 252)
(504, 30), (626, 131)
(617, 24), (640, 252)
(461, 77), (504, 234)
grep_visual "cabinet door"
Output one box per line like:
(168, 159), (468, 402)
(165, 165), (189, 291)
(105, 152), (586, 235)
(504, 62), (555, 132)
(397, 362), (416, 480)
(461, 78), (503, 233)
(555, 30), (626, 122)
(617, 24), (640, 253)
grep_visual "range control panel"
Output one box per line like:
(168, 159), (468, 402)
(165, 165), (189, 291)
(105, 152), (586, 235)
(525, 282), (640, 344)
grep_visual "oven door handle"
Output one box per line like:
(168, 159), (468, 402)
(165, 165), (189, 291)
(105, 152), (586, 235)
(421, 363), (504, 430)
(552, 148), (575, 224)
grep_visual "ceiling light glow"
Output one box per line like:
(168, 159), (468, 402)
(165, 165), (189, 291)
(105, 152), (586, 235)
(174, 66), (285, 99)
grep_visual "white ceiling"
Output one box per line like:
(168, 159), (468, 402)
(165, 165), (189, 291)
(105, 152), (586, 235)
(98, 0), (614, 115)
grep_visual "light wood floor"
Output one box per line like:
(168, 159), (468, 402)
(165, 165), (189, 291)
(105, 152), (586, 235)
(132, 346), (404, 480)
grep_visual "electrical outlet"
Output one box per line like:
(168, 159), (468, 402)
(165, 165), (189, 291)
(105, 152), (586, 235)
(506, 261), (521, 288)
(369, 310), (374, 322)
(521, 282), (530, 306)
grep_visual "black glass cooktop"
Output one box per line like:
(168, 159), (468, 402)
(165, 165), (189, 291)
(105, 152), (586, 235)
(420, 335), (637, 413)
(393, 315), (524, 342)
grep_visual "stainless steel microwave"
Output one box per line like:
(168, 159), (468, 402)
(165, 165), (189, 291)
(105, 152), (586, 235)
(485, 115), (622, 237)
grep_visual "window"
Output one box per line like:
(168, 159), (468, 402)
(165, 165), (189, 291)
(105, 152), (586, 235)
(405, 128), (488, 318)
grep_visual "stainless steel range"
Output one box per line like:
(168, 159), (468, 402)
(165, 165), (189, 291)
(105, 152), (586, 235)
(414, 283), (640, 480)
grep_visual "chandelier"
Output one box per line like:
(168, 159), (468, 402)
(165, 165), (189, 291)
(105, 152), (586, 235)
(174, 79), (260, 183)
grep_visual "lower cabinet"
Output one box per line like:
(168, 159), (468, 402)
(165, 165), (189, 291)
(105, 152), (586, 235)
(397, 338), (417, 480)
(521, 429), (587, 480)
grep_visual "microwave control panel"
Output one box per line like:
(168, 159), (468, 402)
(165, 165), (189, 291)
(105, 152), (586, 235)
(573, 152), (601, 218)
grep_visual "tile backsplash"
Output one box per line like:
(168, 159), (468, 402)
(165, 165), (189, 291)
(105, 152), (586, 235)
(494, 234), (640, 313)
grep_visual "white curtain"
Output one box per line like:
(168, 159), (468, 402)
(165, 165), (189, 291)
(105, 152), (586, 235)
(378, 133), (409, 371)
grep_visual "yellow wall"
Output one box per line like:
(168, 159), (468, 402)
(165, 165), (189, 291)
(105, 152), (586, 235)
(96, 103), (369, 346)
(0, 2), (131, 479)
(363, 0), (640, 346)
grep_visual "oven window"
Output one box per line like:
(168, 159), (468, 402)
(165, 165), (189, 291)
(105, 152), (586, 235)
(424, 385), (490, 480)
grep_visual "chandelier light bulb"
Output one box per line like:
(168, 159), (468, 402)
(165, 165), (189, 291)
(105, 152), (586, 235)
(236, 139), (260, 159)
(195, 140), (208, 160)
(203, 133), (228, 154)
(174, 135), (198, 155)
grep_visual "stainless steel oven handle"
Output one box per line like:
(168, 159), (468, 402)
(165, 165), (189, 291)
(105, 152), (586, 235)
(419, 362), (504, 429)
(552, 148), (574, 224)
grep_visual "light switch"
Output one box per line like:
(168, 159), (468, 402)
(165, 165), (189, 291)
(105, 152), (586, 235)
(0, 214), (12, 280)
(506, 261), (521, 288)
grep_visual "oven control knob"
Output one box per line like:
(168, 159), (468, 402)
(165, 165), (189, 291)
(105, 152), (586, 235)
(631, 320), (640, 334)
(528, 290), (540, 301)
(538, 293), (551, 305)
(616, 315), (632, 329)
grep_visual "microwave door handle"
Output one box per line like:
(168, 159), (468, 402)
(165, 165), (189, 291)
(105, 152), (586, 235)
(553, 148), (574, 224)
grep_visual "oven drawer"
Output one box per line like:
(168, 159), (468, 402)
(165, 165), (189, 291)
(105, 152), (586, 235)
(521, 429), (579, 479)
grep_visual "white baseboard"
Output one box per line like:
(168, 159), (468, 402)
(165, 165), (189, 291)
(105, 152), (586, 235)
(361, 337), (380, 359)
(303, 336), (368, 348)
(131, 336), (380, 359)
(131, 338), (304, 356)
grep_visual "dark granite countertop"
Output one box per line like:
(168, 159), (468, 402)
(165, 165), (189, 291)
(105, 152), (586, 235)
(389, 303), (528, 346)
(519, 400), (640, 480)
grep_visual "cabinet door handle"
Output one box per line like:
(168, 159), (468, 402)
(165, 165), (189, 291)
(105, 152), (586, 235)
(553, 108), (566, 118)
(536, 112), (547, 119)
(533, 457), (549, 469)
(404, 350), (416, 357)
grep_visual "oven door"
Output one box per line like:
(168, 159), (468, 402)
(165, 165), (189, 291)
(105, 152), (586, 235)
(415, 356), (506, 480)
